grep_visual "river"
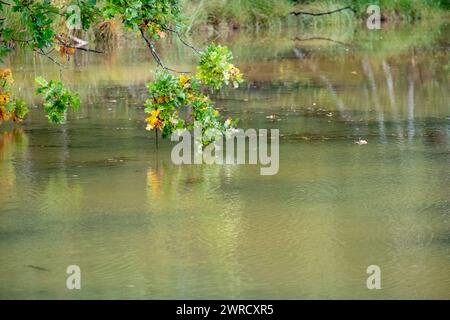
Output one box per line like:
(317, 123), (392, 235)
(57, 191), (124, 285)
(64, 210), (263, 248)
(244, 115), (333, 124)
(0, 20), (449, 299)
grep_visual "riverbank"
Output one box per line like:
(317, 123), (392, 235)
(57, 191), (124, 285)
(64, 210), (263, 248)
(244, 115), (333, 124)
(1, 0), (448, 50)
(180, 0), (449, 32)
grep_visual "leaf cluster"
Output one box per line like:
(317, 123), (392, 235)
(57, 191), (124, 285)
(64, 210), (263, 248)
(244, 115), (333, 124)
(196, 44), (243, 90)
(35, 76), (80, 124)
(103, 0), (180, 38)
(0, 68), (29, 123)
(145, 49), (242, 144)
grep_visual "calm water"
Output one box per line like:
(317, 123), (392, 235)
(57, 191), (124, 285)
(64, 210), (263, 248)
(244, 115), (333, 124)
(1, 21), (449, 299)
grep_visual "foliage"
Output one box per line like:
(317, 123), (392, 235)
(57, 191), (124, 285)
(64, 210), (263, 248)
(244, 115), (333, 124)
(0, 46), (11, 64)
(144, 66), (240, 144)
(179, 0), (292, 31)
(196, 44), (243, 90)
(0, 68), (29, 123)
(65, 0), (101, 30)
(0, 0), (184, 126)
(9, 0), (59, 49)
(179, 0), (447, 31)
(144, 72), (187, 138)
(0, 11), (12, 64)
(143, 44), (243, 143)
(350, 0), (445, 18)
(35, 76), (80, 124)
(102, 0), (180, 37)
(1, 0), (244, 147)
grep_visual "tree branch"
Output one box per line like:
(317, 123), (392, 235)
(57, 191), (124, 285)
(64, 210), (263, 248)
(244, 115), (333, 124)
(1, 38), (33, 45)
(139, 28), (166, 69)
(293, 36), (352, 47)
(71, 46), (104, 53)
(139, 27), (190, 74)
(34, 48), (67, 69)
(291, 6), (355, 16)
(55, 35), (104, 54)
(158, 24), (201, 54)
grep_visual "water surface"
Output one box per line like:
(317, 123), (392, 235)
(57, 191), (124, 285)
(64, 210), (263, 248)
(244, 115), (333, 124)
(1, 21), (449, 299)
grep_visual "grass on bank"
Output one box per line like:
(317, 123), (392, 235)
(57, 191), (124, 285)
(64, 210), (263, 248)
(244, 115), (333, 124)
(1, 0), (448, 45)
(180, 0), (449, 31)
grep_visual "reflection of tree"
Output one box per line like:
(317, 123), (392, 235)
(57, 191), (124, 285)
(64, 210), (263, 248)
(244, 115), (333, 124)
(407, 56), (415, 143)
(362, 58), (386, 143)
(144, 159), (244, 297)
(0, 127), (83, 216)
(0, 128), (28, 209)
(382, 60), (404, 143)
(304, 59), (361, 138)
(0, 128), (28, 160)
(38, 173), (83, 216)
(146, 158), (239, 211)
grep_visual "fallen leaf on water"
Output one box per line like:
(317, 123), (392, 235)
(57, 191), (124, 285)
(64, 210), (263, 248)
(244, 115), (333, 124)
(355, 138), (368, 145)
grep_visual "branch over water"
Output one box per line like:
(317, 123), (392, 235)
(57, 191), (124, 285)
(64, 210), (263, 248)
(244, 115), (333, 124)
(291, 6), (355, 16)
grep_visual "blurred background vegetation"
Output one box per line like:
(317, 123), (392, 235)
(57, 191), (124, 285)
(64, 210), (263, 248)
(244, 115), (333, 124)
(1, 0), (448, 42)
(179, 0), (449, 31)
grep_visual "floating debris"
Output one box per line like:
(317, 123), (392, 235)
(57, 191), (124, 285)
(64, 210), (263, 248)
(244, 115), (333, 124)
(26, 265), (50, 272)
(355, 138), (368, 145)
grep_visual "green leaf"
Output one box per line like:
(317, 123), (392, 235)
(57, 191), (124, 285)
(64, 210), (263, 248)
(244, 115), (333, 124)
(35, 76), (48, 87)
(35, 76), (80, 124)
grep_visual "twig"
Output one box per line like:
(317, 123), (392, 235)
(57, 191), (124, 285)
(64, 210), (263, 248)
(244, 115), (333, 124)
(0, 38), (33, 45)
(71, 46), (104, 53)
(160, 24), (201, 54)
(291, 6), (355, 16)
(35, 48), (67, 69)
(0, 1), (11, 6)
(54, 34), (104, 54)
(56, 39), (104, 54)
(75, 45), (103, 54)
(147, 19), (201, 54)
(175, 33), (201, 54)
(293, 36), (352, 47)
(139, 28), (166, 69)
(139, 27), (190, 74)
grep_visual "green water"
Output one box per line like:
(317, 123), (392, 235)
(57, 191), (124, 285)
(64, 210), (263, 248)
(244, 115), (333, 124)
(1, 21), (449, 299)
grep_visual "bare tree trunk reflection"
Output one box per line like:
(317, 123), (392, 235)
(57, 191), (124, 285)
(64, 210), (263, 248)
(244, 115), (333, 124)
(362, 58), (386, 143)
(305, 60), (351, 121)
(407, 64), (415, 144)
(382, 60), (404, 144)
